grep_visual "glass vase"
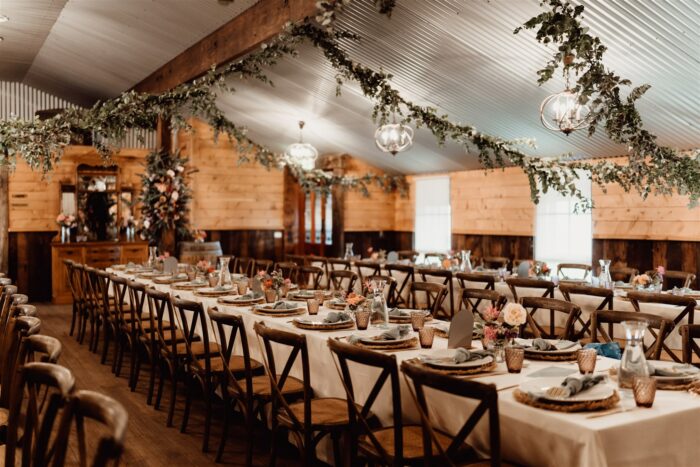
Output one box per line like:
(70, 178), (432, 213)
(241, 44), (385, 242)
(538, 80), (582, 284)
(344, 243), (355, 260)
(459, 250), (472, 272)
(370, 279), (389, 328)
(599, 259), (612, 289)
(147, 246), (158, 268)
(60, 226), (70, 243)
(217, 256), (232, 288)
(619, 320), (650, 389)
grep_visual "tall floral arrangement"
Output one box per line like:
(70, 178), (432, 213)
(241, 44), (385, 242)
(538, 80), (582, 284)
(139, 150), (192, 244)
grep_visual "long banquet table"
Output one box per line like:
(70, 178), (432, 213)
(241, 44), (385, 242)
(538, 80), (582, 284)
(114, 269), (700, 466)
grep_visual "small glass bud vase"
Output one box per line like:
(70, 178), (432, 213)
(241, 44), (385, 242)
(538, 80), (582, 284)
(60, 226), (70, 243)
(264, 289), (278, 303)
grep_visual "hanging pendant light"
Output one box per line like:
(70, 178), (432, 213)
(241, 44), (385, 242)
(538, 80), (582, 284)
(284, 121), (318, 171)
(375, 114), (414, 155)
(539, 55), (591, 135)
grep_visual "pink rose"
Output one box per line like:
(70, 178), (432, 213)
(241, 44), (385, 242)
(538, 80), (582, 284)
(484, 325), (498, 341)
(657, 266), (665, 276)
(482, 305), (501, 322)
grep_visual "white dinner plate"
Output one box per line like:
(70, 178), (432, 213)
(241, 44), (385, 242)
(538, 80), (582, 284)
(648, 360), (700, 382)
(516, 339), (581, 355)
(421, 349), (493, 369)
(359, 334), (414, 345)
(254, 303), (305, 313)
(520, 377), (614, 402)
(294, 317), (353, 326)
(197, 286), (234, 293)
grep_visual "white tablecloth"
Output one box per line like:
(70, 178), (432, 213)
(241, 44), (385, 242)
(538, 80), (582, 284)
(113, 270), (700, 466)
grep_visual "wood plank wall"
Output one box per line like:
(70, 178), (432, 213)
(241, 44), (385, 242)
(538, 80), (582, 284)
(343, 158), (397, 232)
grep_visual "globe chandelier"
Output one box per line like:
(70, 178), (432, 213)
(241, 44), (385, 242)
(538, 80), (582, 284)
(539, 55), (591, 135)
(284, 120), (318, 171)
(374, 114), (414, 155)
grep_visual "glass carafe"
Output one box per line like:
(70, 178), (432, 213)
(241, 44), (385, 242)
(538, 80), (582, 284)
(217, 256), (232, 288)
(599, 259), (613, 289)
(370, 279), (389, 328)
(147, 246), (158, 268)
(459, 250), (472, 272)
(344, 243), (355, 260)
(619, 320), (650, 389)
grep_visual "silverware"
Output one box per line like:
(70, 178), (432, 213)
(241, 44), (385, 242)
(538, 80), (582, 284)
(585, 407), (638, 419)
(497, 384), (519, 392)
(461, 371), (508, 380)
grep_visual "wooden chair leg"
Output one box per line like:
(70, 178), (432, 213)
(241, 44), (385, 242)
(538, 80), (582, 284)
(110, 329), (121, 372)
(155, 361), (166, 410)
(180, 373), (193, 433)
(147, 349), (158, 405)
(166, 362), (178, 427)
(100, 323), (111, 364)
(331, 431), (342, 467)
(114, 334), (125, 377)
(202, 380), (212, 452)
(216, 397), (231, 463)
(69, 302), (77, 336)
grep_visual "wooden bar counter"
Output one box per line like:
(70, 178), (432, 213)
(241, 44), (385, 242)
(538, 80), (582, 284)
(51, 239), (148, 304)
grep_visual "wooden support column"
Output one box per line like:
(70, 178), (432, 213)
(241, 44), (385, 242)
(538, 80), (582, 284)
(321, 154), (347, 257)
(0, 164), (8, 274)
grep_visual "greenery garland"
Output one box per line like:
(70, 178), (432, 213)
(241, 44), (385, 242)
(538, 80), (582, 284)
(0, 0), (697, 208)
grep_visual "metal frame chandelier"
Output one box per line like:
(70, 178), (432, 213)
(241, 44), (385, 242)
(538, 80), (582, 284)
(539, 55), (591, 135)
(374, 114), (414, 155)
(284, 120), (318, 171)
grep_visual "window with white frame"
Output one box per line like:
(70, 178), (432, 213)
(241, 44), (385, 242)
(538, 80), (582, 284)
(414, 175), (451, 253)
(534, 171), (592, 278)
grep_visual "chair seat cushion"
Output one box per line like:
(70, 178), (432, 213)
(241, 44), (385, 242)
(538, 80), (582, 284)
(176, 341), (220, 357)
(232, 374), (304, 398)
(359, 425), (475, 462)
(209, 355), (263, 374)
(281, 397), (352, 427)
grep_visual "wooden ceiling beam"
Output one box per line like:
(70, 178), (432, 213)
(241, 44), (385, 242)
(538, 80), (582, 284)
(133, 0), (318, 94)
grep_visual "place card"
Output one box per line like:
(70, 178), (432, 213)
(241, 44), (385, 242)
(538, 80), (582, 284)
(448, 309), (473, 349)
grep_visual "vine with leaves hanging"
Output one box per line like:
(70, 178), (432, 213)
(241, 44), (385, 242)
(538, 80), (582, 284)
(0, 0), (697, 207)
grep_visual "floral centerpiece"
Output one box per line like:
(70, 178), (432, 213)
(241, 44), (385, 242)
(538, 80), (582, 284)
(258, 270), (291, 296)
(192, 229), (207, 243)
(196, 259), (214, 275)
(56, 213), (77, 228)
(476, 303), (527, 348)
(530, 261), (551, 278)
(345, 292), (365, 311)
(632, 273), (651, 288)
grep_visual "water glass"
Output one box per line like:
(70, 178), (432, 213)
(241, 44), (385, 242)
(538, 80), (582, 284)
(410, 311), (426, 331)
(314, 290), (326, 302)
(208, 274), (218, 287)
(307, 299), (320, 315)
(633, 376), (657, 408)
(186, 269), (196, 281)
(419, 327), (435, 349)
(264, 289), (277, 303)
(236, 279), (248, 295)
(505, 347), (524, 373)
(355, 310), (370, 330)
(577, 349), (597, 374)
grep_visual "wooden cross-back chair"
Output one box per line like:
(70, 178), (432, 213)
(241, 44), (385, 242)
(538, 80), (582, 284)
(679, 324), (700, 367)
(456, 272), (496, 291)
(520, 296), (581, 340)
(591, 310), (673, 361)
(409, 282), (448, 320)
(329, 338), (448, 467)
(236, 257), (255, 278)
(643, 270), (697, 290)
(0, 315), (43, 410)
(207, 309), (277, 464)
(254, 322), (350, 466)
(329, 269), (359, 294)
(417, 268), (455, 319)
(610, 266), (639, 283)
(52, 390), (129, 467)
(354, 260), (382, 283)
(172, 297), (222, 452)
(69, 264), (90, 343)
(385, 263), (415, 308)
(110, 274), (140, 381)
(627, 291), (697, 362)
(459, 289), (507, 318)
(397, 250), (418, 261)
(505, 277), (555, 302)
(482, 256), (509, 269)
(559, 283), (614, 340)
(254, 258), (274, 275)
(327, 258), (352, 272)
(286, 254), (307, 266)
(308, 255), (330, 288)
(4, 362), (76, 467)
(557, 263), (592, 280)
(0, 286), (25, 366)
(126, 280), (163, 400)
(297, 265), (324, 290)
(63, 259), (81, 337)
(275, 261), (298, 282)
(363, 275), (397, 307)
(94, 269), (120, 368)
(401, 361), (502, 467)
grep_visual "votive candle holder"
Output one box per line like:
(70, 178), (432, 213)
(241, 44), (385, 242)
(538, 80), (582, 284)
(307, 299), (320, 315)
(505, 347), (524, 373)
(577, 349), (597, 374)
(355, 310), (371, 330)
(419, 327), (435, 349)
(633, 376), (657, 408)
(410, 311), (426, 331)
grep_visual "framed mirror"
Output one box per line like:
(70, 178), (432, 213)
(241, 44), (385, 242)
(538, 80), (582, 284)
(76, 164), (119, 241)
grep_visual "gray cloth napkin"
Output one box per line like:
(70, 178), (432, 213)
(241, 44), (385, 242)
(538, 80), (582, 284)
(324, 312), (351, 324)
(531, 338), (576, 351)
(214, 284), (232, 291)
(272, 301), (298, 310)
(347, 335), (361, 344)
(237, 291), (262, 300)
(453, 348), (491, 363)
(379, 325), (411, 341)
(560, 375), (605, 397)
(388, 308), (410, 317)
(648, 363), (700, 377)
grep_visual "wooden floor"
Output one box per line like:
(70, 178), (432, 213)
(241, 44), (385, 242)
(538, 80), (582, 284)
(36, 303), (303, 467)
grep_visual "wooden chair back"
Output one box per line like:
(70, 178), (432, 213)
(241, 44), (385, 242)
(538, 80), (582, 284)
(52, 390), (128, 467)
(505, 277), (555, 302)
(384, 263), (414, 307)
(275, 261), (298, 282)
(591, 310), (673, 360)
(329, 270), (359, 294)
(354, 260), (382, 283)
(297, 265), (324, 290)
(363, 275), (397, 306)
(5, 362), (75, 467)
(236, 257), (255, 277)
(253, 322), (312, 434)
(679, 324), (700, 367)
(328, 338), (403, 465)
(145, 287), (180, 359)
(643, 270), (696, 290)
(557, 263), (592, 280)
(459, 288), (507, 317)
(18, 334), (62, 366)
(126, 280), (153, 343)
(308, 255), (330, 288)
(417, 268), (454, 319)
(482, 256), (509, 269)
(327, 258), (351, 271)
(559, 283), (614, 338)
(521, 296), (581, 340)
(110, 274), (132, 329)
(401, 361), (501, 467)
(172, 297), (213, 371)
(627, 291), (697, 326)
(254, 258), (274, 274)
(286, 254), (307, 266)
(1, 316), (43, 408)
(207, 309), (256, 399)
(397, 250), (418, 261)
(455, 272), (495, 291)
(409, 281), (448, 319)
(610, 266), (638, 283)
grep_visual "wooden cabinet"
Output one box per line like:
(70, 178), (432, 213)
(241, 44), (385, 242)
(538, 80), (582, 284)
(51, 241), (148, 304)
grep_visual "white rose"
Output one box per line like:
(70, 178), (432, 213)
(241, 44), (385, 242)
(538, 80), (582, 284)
(171, 191), (179, 201)
(166, 169), (175, 178)
(502, 303), (527, 326)
(176, 165), (184, 172)
(143, 219), (150, 228)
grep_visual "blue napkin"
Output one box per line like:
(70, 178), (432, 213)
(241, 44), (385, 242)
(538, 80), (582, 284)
(584, 342), (622, 360)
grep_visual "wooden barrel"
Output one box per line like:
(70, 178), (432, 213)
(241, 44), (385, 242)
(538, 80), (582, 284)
(178, 241), (223, 265)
